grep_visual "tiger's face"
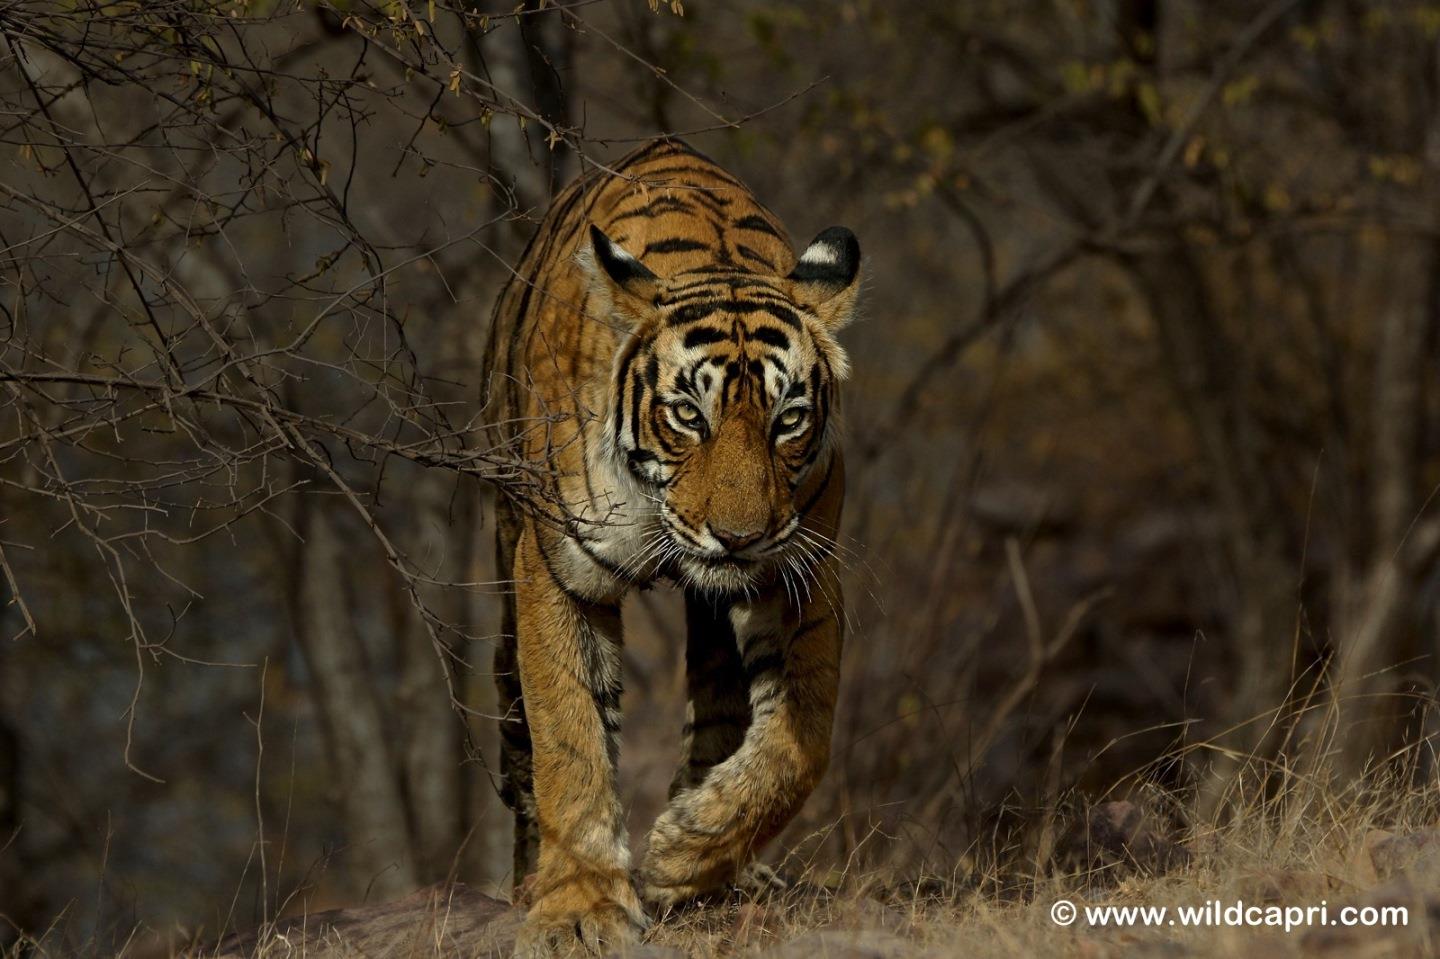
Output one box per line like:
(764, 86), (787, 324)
(585, 225), (861, 594)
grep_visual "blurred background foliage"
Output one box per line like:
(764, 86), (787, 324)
(5, 0), (1440, 951)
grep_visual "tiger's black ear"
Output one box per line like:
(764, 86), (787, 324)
(580, 225), (662, 328)
(590, 225), (657, 288)
(787, 227), (861, 330)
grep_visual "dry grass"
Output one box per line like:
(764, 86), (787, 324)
(164, 756), (1436, 958)
(10, 705), (1440, 959)
(634, 771), (1438, 958)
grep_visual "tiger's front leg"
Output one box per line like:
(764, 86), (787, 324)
(639, 568), (842, 906)
(511, 523), (646, 958)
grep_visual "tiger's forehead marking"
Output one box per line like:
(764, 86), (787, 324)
(655, 288), (807, 358)
(657, 277), (805, 341)
(656, 273), (790, 307)
(652, 293), (813, 412)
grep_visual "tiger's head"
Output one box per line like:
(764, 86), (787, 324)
(583, 223), (861, 594)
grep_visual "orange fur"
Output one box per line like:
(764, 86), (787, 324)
(481, 139), (857, 957)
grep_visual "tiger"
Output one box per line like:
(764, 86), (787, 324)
(481, 138), (860, 957)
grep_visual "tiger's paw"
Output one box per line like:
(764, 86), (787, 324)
(639, 877), (701, 913)
(513, 903), (644, 958)
(513, 893), (647, 958)
(734, 861), (788, 899)
(641, 861), (786, 912)
(638, 858), (727, 912)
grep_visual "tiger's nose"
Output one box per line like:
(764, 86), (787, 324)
(710, 524), (765, 553)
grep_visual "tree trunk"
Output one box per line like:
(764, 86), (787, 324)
(394, 473), (464, 883)
(460, 489), (510, 889)
(294, 506), (418, 899)
(0, 700), (26, 949)
(1329, 243), (1438, 777)
(468, 0), (575, 213)
(1125, 244), (1297, 815)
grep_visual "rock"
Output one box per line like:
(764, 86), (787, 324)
(604, 946), (686, 959)
(1299, 879), (1440, 955)
(1060, 801), (1192, 878)
(1234, 868), (1351, 903)
(1072, 936), (1194, 959)
(1368, 829), (1440, 889)
(755, 928), (921, 959)
(1351, 829), (1395, 886)
(820, 896), (911, 934)
(206, 883), (523, 958)
(881, 877), (968, 903)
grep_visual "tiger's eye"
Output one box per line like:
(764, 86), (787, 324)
(778, 408), (806, 429)
(673, 401), (704, 426)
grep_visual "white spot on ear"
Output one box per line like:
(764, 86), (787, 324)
(800, 244), (839, 266)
